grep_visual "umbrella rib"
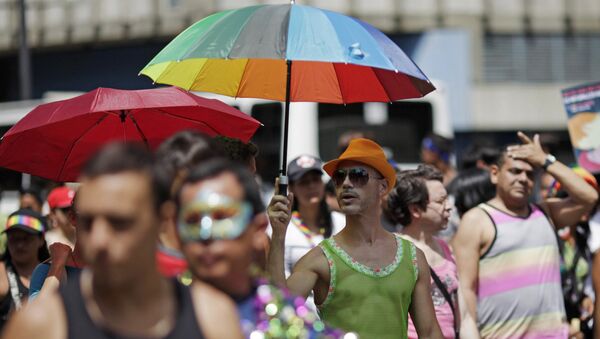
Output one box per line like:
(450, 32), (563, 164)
(155, 108), (221, 135)
(127, 112), (150, 148)
(56, 114), (109, 181)
(332, 64), (347, 105)
(371, 68), (393, 103)
(234, 59), (250, 99)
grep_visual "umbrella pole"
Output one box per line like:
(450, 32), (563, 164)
(278, 59), (292, 195)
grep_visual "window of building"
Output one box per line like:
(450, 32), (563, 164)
(484, 34), (600, 83)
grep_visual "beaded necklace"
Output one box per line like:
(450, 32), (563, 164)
(245, 279), (345, 338)
(291, 211), (325, 247)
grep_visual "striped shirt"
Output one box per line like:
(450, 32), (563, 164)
(477, 203), (568, 339)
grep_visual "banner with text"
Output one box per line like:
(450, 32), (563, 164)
(562, 82), (600, 173)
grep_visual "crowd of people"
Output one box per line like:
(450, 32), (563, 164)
(0, 128), (598, 339)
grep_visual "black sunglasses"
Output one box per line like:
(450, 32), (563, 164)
(332, 167), (382, 187)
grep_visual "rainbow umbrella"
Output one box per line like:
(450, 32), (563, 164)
(140, 2), (435, 192)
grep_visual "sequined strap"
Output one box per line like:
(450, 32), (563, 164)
(409, 240), (419, 282)
(318, 240), (337, 309)
(325, 235), (403, 278)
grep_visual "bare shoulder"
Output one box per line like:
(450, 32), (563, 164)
(461, 206), (490, 226)
(412, 246), (428, 272)
(453, 206), (495, 256)
(294, 244), (328, 272)
(190, 281), (243, 339)
(4, 291), (66, 339)
(455, 208), (492, 240)
(191, 280), (234, 304)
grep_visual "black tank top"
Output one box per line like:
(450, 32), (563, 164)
(0, 260), (29, 331)
(60, 276), (205, 339)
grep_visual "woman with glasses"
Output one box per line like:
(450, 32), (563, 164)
(387, 165), (479, 339)
(0, 209), (49, 330)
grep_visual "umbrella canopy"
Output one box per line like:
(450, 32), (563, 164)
(140, 3), (435, 193)
(0, 86), (261, 182)
(139, 4), (435, 104)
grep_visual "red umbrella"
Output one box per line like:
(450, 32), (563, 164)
(0, 86), (261, 182)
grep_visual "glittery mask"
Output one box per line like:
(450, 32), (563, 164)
(178, 189), (253, 242)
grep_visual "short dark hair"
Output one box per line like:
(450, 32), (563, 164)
(19, 187), (43, 206)
(154, 130), (219, 197)
(213, 136), (259, 168)
(176, 158), (265, 217)
(449, 168), (496, 217)
(495, 144), (521, 168)
(461, 145), (500, 170)
(387, 165), (443, 225)
(81, 142), (168, 212)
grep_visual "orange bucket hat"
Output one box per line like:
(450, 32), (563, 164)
(323, 138), (396, 192)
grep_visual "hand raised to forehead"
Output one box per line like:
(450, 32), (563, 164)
(506, 131), (546, 168)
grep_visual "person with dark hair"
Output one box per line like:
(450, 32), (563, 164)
(459, 145), (500, 171)
(452, 132), (599, 338)
(421, 133), (456, 186)
(269, 155), (345, 311)
(388, 165), (479, 339)
(154, 130), (219, 278)
(213, 136), (259, 174)
(449, 168), (496, 218)
(4, 142), (242, 339)
(0, 208), (48, 331)
(19, 187), (43, 213)
(175, 158), (343, 338)
(268, 138), (443, 338)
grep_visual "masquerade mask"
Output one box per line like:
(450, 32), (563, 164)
(178, 189), (253, 242)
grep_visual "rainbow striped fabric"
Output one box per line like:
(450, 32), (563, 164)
(477, 203), (568, 338)
(5, 214), (45, 233)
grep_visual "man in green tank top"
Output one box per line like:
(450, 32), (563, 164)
(268, 138), (444, 339)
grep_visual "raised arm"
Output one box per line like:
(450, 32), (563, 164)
(286, 247), (326, 299)
(542, 156), (598, 228)
(30, 243), (72, 301)
(409, 248), (444, 339)
(508, 132), (598, 228)
(266, 179), (325, 299)
(451, 208), (486, 325)
(266, 179), (294, 287)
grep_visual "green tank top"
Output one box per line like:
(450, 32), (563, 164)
(317, 234), (418, 339)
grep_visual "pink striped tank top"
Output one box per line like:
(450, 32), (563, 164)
(407, 238), (458, 339)
(477, 203), (568, 339)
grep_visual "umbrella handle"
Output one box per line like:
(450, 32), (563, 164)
(278, 175), (288, 196)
